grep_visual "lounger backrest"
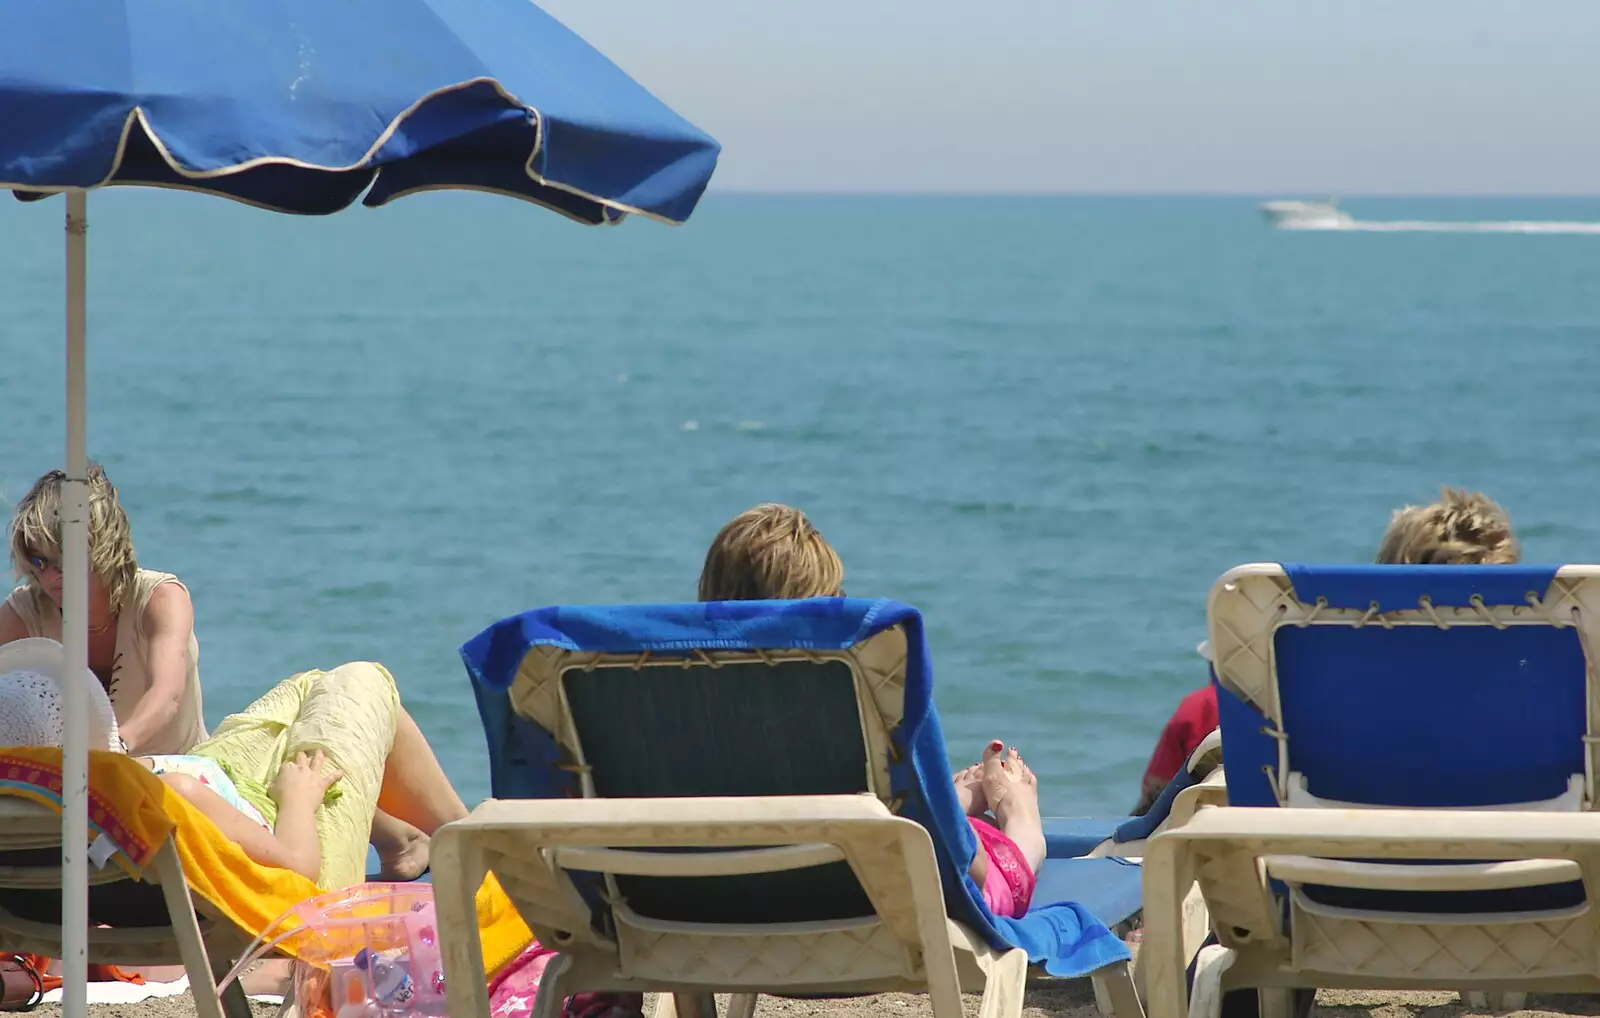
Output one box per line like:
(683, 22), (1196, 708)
(1209, 564), (1600, 811)
(502, 630), (909, 926)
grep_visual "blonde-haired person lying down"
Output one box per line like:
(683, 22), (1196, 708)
(1375, 487), (1520, 566)
(0, 638), (467, 889)
(699, 503), (1046, 918)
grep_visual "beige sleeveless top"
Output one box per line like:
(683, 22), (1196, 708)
(3, 568), (207, 755)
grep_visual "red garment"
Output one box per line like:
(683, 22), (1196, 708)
(1141, 685), (1219, 794)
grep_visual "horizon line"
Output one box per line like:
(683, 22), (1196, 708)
(701, 188), (1600, 199)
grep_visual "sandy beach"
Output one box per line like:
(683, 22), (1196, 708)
(26, 984), (1600, 1018)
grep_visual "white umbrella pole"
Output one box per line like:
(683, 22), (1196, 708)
(60, 189), (90, 1018)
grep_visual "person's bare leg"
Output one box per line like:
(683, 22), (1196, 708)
(982, 746), (1046, 874)
(953, 761), (988, 816)
(370, 809), (431, 881)
(375, 707), (469, 836)
(964, 740), (1007, 884)
(968, 833), (989, 885)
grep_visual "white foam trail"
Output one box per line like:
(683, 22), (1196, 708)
(1281, 218), (1600, 234)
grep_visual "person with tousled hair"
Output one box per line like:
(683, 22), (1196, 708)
(1133, 487), (1522, 816)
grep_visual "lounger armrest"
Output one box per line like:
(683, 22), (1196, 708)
(1093, 769), (1227, 859)
(436, 793), (938, 945)
(1184, 729), (1223, 778)
(447, 792), (899, 844)
(1152, 805), (1600, 857)
(1264, 855), (1582, 890)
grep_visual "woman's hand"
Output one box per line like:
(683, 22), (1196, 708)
(269, 749), (342, 807)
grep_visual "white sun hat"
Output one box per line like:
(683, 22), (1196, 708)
(0, 638), (122, 753)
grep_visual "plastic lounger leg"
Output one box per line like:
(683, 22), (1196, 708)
(1259, 988), (1295, 1018)
(1092, 963), (1145, 1018)
(726, 993), (758, 1018)
(214, 955), (253, 1018)
(673, 993), (717, 1018)
(1464, 992), (1527, 1012)
(978, 948), (1028, 1018)
(532, 954), (574, 1018)
(1093, 973), (1113, 1015)
(431, 830), (495, 1018)
(152, 839), (225, 1018)
(1140, 836), (1192, 1018)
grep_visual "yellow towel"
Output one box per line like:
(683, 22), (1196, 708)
(0, 749), (533, 975)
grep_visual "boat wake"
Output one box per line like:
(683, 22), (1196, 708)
(1260, 201), (1600, 234)
(1280, 218), (1600, 234)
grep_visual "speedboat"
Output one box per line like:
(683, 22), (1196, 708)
(1258, 199), (1353, 229)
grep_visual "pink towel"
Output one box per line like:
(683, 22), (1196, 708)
(488, 943), (644, 1018)
(970, 817), (1036, 918)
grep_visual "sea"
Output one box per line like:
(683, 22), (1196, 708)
(3, 192), (1600, 817)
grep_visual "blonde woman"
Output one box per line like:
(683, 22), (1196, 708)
(0, 464), (430, 880)
(1, 464), (202, 757)
(0, 638), (467, 890)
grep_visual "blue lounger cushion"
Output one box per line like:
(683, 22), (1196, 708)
(1042, 765), (1205, 858)
(1043, 818), (1125, 859)
(1035, 857), (1143, 930)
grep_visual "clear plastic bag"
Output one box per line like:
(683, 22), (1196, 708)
(218, 882), (448, 1018)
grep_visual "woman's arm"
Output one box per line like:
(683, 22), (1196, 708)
(266, 751), (342, 882)
(155, 772), (322, 881)
(117, 584), (194, 753)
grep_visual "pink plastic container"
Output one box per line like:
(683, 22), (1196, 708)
(223, 882), (449, 1018)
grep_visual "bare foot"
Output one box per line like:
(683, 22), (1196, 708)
(953, 762), (988, 816)
(982, 746), (1046, 874)
(372, 818), (431, 882)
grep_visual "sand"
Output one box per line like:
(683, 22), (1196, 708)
(25, 984), (1600, 1018)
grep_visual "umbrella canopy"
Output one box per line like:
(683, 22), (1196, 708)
(2, 0), (719, 223)
(0, 5), (717, 1016)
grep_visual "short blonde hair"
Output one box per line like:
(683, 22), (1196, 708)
(1376, 488), (1520, 566)
(9, 464), (139, 612)
(699, 503), (845, 602)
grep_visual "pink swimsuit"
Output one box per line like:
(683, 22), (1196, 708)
(970, 817), (1036, 918)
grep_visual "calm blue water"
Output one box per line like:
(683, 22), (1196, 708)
(3, 193), (1600, 816)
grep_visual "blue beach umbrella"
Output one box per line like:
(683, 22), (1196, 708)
(1, 4), (718, 1013)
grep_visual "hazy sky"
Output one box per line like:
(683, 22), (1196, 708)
(539, 0), (1599, 195)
